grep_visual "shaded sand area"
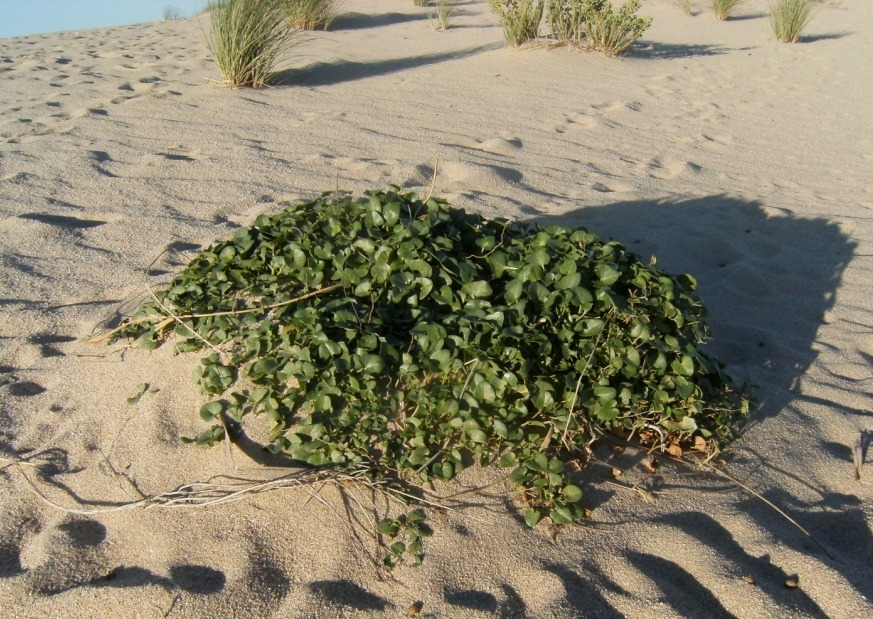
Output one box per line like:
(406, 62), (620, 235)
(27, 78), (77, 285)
(1, 1), (871, 616)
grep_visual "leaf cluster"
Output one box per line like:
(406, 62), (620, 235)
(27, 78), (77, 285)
(117, 188), (748, 530)
(376, 509), (432, 567)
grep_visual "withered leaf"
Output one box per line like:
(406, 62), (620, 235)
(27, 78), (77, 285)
(640, 457), (659, 474)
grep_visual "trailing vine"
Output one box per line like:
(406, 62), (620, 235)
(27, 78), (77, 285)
(113, 187), (748, 546)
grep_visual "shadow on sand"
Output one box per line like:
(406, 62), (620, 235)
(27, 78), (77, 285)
(530, 194), (867, 607)
(627, 41), (735, 60)
(276, 43), (502, 87)
(330, 11), (429, 31)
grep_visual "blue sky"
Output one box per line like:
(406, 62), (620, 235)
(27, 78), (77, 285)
(0, 1), (209, 39)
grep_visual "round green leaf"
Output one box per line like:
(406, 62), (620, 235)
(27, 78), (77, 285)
(562, 484), (583, 503)
(524, 509), (541, 528)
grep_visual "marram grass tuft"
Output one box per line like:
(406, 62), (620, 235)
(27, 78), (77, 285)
(770, 0), (814, 43)
(206, 0), (299, 88)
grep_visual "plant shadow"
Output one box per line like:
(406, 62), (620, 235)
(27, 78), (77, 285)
(798, 32), (852, 43)
(727, 12), (769, 21)
(626, 41), (734, 60)
(309, 579), (392, 610)
(330, 12), (429, 31)
(276, 43), (502, 87)
(534, 194), (867, 603)
(652, 511), (830, 614)
(533, 195), (855, 424)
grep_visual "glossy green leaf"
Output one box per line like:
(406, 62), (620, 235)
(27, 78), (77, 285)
(524, 509), (541, 527)
(199, 400), (223, 422)
(112, 188), (749, 565)
(562, 484), (583, 503)
(377, 519), (400, 535)
(464, 280), (493, 299)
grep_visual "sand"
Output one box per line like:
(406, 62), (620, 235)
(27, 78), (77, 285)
(0, 0), (871, 616)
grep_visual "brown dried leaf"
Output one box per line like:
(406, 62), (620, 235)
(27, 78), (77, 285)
(611, 467), (623, 479)
(785, 575), (799, 589)
(666, 444), (683, 457)
(743, 575), (756, 585)
(640, 457), (658, 474)
(693, 436), (707, 451)
(407, 601), (424, 617)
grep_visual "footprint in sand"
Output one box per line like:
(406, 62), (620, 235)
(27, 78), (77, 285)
(697, 132), (734, 153)
(589, 181), (635, 194)
(558, 100), (642, 134)
(451, 133), (523, 156)
(409, 160), (523, 193)
(110, 75), (169, 104)
(640, 157), (703, 180)
(563, 112), (613, 131)
(319, 154), (398, 181)
(588, 100), (643, 113)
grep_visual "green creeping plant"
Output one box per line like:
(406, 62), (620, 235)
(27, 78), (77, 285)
(116, 187), (749, 558)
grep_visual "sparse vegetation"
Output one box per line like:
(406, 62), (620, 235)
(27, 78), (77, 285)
(548, 0), (587, 44)
(113, 188), (749, 537)
(581, 0), (652, 56)
(414, 0), (430, 7)
(676, 0), (694, 16)
(770, 0), (814, 42)
(163, 4), (184, 20)
(711, 0), (743, 20)
(206, 0), (300, 88)
(281, 0), (338, 30)
(547, 1), (651, 55)
(488, 0), (545, 47)
(431, 0), (456, 31)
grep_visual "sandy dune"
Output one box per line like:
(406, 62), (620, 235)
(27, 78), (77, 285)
(0, 1), (871, 617)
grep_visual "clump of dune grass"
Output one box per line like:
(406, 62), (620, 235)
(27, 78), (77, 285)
(206, 0), (299, 88)
(281, 0), (338, 30)
(711, 0), (743, 20)
(489, 0), (545, 47)
(413, 0), (430, 6)
(163, 4), (183, 20)
(770, 0), (814, 42)
(430, 0), (456, 30)
(583, 0), (652, 56)
(675, 0), (694, 16)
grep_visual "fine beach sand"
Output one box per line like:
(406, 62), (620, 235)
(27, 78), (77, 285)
(1, 0), (871, 616)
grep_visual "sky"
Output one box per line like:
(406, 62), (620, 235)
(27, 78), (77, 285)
(0, 1), (209, 39)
